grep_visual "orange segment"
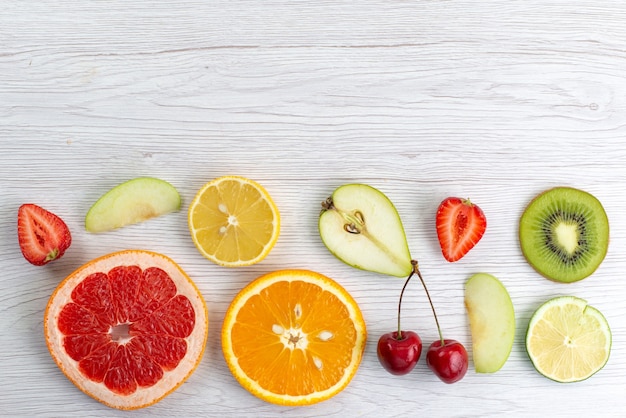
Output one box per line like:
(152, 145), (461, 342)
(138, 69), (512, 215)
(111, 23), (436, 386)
(222, 270), (367, 406)
(188, 176), (280, 267)
(44, 250), (209, 410)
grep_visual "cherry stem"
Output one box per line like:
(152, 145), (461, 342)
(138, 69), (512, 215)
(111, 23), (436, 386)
(396, 260), (445, 344)
(412, 260), (445, 345)
(396, 267), (415, 340)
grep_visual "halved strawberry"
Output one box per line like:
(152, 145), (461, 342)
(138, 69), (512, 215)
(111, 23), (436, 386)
(17, 204), (72, 266)
(436, 197), (486, 262)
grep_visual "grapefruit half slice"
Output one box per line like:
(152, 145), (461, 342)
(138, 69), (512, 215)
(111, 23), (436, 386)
(44, 250), (208, 410)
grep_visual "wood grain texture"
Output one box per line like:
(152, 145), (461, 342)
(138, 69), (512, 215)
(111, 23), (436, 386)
(1, 1), (626, 416)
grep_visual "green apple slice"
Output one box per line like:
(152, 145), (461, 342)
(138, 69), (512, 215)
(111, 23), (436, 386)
(464, 273), (515, 373)
(318, 184), (413, 277)
(85, 177), (181, 232)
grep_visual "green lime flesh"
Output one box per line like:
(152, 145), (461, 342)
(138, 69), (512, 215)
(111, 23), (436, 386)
(519, 187), (609, 283)
(525, 296), (611, 383)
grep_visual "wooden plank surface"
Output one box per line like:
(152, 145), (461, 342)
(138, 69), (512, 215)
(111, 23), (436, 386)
(1, 1), (626, 416)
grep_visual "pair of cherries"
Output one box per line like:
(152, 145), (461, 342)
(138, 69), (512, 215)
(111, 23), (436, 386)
(377, 261), (468, 383)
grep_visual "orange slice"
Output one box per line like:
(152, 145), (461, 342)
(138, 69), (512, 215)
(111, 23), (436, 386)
(188, 176), (280, 267)
(221, 269), (367, 406)
(44, 250), (209, 410)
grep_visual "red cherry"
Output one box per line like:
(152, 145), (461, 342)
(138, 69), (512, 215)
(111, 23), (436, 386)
(377, 261), (466, 380)
(377, 331), (422, 375)
(426, 339), (469, 383)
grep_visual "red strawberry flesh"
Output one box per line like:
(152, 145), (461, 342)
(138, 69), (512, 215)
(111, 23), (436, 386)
(18, 204), (72, 265)
(436, 197), (486, 262)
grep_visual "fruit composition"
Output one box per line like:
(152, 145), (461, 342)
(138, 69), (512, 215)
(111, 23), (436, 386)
(319, 184), (413, 277)
(221, 269), (366, 406)
(26, 174), (613, 407)
(519, 187), (609, 283)
(436, 197), (486, 262)
(526, 296), (611, 383)
(319, 184), (468, 382)
(85, 177), (181, 233)
(44, 250), (209, 410)
(18, 203), (72, 265)
(188, 176), (280, 267)
(464, 273), (515, 373)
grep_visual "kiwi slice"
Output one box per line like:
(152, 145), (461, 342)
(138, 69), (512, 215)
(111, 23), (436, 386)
(519, 187), (609, 283)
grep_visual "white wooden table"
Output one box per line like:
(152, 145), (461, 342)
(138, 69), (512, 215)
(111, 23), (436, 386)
(2, 1), (626, 416)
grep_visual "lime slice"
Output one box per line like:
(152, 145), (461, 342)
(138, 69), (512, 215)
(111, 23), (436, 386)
(526, 296), (611, 383)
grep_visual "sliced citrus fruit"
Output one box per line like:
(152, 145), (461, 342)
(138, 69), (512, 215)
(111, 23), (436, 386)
(188, 176), (280, 267)
(44, 250), (209, 410)
(526, 295), (611, 383)
(222, 269), (367, 406)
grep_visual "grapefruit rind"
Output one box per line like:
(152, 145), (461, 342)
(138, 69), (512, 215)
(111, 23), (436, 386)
(221, 269), (367, 406)
(44, 250), (208, 410)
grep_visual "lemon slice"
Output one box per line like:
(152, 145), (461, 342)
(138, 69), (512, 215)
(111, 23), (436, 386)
(526, 296), (611, 383)
(188, 176), (280, 267)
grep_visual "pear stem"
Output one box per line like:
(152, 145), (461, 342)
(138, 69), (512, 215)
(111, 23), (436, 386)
(412, 261), (445, 345)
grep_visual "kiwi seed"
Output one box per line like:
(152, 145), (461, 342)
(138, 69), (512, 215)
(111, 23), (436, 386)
(519, 187), (609, 283)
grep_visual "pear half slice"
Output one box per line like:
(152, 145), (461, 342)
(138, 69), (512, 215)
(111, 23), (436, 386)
(319, 184), (413, 277)
(464, 273), (515, 373)
(85, 177), (181, 232)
